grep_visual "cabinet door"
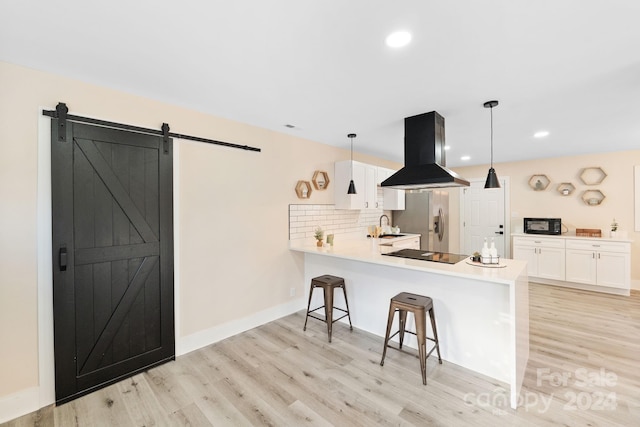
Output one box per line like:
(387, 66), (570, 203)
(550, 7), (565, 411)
(392, 237), (420, 249)
(596, 251), (629, 289)
(513, 245), (538, 277)
(536, 246), (565, 280)
(335, 161), (365, 209)
(377, 167), (405, 210)
(377, 167), (391, 185)
(364, 165), (377, 209)
(565, 249), (597, 285)
(383, 188), (405, 210)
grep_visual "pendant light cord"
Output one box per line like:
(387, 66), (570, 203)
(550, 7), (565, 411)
(350, 136), (354, 179)
(348, 133), (356, 180)
(490, 106), (494, 168)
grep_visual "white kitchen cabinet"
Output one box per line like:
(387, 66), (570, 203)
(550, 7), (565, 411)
(364, 164), (377, 209)
(334, 160), (378, 210)
(511, 234), (631, 294)
(377, 167), (405, 210)
(512, 236), (565, 281)
(379, 234), (421, 252)
(388, 235), (420, 249)
(565, 239), (630, 289)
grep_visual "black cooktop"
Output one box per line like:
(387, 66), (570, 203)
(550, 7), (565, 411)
(383, 249), (468, 264)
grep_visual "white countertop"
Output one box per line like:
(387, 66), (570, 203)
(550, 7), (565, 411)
(511, 232), (633, 243)
(290, 238), (527, 285)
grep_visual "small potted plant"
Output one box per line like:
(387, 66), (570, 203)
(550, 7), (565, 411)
(314, 226), (324, 247)
(610, 218), (618, 237)
(472, 251), (481, 263)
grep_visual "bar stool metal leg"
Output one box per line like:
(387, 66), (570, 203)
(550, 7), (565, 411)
(398, 309), (407, 349)
(303, 283), (315, 332)
(380, 305), (396, 366)
(323, 284), (334, 342)
(415, 308), (428, 385)
(429, 307), (442, 364)
(340, 284), (353, 331)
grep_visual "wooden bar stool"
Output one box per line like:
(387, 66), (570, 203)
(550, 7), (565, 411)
(380, 292), (442, 384)
(303, 275), (353, 342)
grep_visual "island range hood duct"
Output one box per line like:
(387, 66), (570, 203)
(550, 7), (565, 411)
(381, 111), (470, 189)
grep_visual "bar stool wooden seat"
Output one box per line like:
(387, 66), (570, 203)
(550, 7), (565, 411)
(380, 292), (442, 385)
(303, 275), (353, 342)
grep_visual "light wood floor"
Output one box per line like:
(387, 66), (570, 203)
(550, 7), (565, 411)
(4, 283), (639, 426)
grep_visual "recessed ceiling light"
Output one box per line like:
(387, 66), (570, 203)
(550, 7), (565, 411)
(385, 31), (412, 48)
(461, 155), (471, 161)
(444, 145), (451, 151)
(534, 131), (549, 138)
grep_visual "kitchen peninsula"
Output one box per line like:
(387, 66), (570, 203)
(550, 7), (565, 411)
(290, 238), (529, 409)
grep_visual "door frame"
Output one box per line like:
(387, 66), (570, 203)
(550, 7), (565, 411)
(458, 176), (511, 258)
(36, 110), (183, 408)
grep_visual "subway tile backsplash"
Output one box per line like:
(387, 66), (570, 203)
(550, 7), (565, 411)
(289, 189), (392, 240)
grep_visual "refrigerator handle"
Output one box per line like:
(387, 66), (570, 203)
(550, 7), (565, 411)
(437, 207), (444, 242)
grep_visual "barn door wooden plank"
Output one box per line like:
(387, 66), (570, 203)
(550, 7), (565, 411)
(79, 256), (159, 374)
(75, 242), (160, 265)
(75, 137), (158, 243)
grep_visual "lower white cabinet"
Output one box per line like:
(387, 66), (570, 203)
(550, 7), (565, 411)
(565, 240), (630, 289)
(512, 236), (565, 281)
(380, 235), (421, 252)
(512, 234), (631, 293)
(389, 235), (420, 249)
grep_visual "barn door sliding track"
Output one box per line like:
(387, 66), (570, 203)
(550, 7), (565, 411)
(42, 102), (261, 153)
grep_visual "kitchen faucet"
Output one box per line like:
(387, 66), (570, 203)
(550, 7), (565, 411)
(379, 214), (390, 228)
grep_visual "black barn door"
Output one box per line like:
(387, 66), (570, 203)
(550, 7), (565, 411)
(51, 121), (174, 404)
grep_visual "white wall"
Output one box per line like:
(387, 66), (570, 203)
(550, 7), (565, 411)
(0, 61), (401, 422)
(453, 152), (640, 289)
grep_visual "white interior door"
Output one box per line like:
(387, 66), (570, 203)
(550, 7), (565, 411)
(460, 178), (509, 257)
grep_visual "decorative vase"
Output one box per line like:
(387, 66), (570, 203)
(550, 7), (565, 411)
(610, 231), (617, 238)
(316, 240), (323, 247)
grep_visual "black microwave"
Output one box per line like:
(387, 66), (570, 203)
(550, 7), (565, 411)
(524, 218), (561, 235)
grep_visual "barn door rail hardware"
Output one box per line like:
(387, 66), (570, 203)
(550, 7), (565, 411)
(43, 102), (261, 153)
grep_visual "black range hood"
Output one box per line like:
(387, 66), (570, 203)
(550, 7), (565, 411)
(381, 111), (470, 189)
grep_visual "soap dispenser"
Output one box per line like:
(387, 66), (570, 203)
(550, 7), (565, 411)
(489, 238), (498, 263)
(481, 238), (490, 261)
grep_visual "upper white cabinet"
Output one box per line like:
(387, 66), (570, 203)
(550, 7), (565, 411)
(513, 236), (565, 281)
(565, 239), (630, 289)
(334, 161), (406, 210)
(377, 167), (405, 210)
(364, 164), (377, 209)
(334, 160), (378, 210)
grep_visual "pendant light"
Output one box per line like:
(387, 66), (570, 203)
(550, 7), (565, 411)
(347, 133), (357, 194)
(483, 100), (501, 189)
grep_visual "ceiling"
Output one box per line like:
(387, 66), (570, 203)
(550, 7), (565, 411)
(2, 1), (639, 167)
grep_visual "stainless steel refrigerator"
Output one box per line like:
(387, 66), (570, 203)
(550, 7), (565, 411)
(392, 190), (449, 252)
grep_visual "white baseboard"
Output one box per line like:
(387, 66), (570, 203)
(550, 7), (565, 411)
(0, 387), (40, 424)
(531, 278), (630, 296)
(177, 297), (306, 356)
